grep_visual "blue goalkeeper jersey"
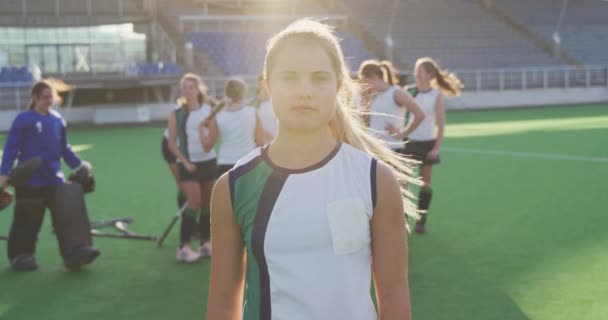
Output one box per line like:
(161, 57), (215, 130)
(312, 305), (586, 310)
(1, 108), (82, 186)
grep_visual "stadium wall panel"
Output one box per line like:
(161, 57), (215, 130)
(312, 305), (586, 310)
(447, 88), (608, 110)
(0, 103), (174, 131)
(2, 91), (607, 131)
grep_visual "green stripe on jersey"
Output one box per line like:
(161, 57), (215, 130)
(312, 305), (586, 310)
(232, 160), (273, 320)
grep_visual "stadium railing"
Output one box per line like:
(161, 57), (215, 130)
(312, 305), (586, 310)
(453, 65), (608, 92)
(9, 0), (143, 17)
(0, 82), (31, 111)
(201, 65), (608, 94)
(2, 65), (606, 111)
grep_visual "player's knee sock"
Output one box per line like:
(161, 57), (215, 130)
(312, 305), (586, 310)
(418, 187), (433, 224)
(199, 206), (211, 242)
(179, 208), (197, 247)
(176, 190), (186, 209)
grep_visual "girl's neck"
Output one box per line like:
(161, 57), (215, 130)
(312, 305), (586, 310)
(33, 105), (50, 115)
(376, 82), (390, 92)
(186, 99), (199, 111)
(416, 82), (432, 92)
(226, 101), (243, 110)
(268, 126), (337, 170)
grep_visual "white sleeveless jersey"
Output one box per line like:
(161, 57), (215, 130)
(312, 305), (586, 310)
(175, 104), (216, 162)
(408, 88), (439, 141)
(215, 105), (257, 165)
(368, 85), (405, 149)
(229, 143), (378, 320)
(258, 100), (278, 143)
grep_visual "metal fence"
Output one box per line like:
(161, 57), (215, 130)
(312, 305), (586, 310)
(2, 65), (607, 110)
(0, 83), (32, 111)
(454, 65), (608, 92)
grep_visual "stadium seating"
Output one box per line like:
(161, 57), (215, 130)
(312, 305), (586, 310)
(494, 0), (608, 64)
(0, 66), (34, 83)
(0, 66), (33, 112)
(187, 31), (371, 75)
(493, 0), (606, 25)
(128, 62), (183, 77)
(345, 0), (562, 69)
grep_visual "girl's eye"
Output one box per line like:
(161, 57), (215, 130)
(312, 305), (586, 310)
(313, 74), (330, 82)
(282, 75), (297, 82)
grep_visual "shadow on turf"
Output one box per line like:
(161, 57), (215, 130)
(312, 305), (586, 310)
(0, 264), (100, 319)
(409, 126), (608, 319)
(409, 233), (531, 320)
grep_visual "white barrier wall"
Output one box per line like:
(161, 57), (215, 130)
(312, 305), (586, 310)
(0, 110), (18, 132)
(1, 103), (175, 132)
(446, 88), (608, 110)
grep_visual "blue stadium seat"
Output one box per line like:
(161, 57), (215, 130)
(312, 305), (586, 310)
(493, 0), (608, 64)
(0, 65), (34, 83)
(133, 62), (183, 77)
(188, 31), (371, 76)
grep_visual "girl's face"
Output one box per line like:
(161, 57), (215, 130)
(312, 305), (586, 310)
(181, 79), (199, 103)
(34, 88), (54, 112)
(360, 74), (384, 92)
(415, 63), (433, 87)
(266, 39), (340, 133)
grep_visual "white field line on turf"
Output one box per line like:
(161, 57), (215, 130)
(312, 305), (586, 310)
(442, 147), (608, 163)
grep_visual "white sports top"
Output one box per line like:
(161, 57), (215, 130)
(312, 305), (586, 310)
(229, 143), (378, 320)
(407, 88), (439, 141)
(257, 100), (278, 144)
(368, 85), (405, 150)
(175, 104), (216, 162)
(215, 105), (257, 165)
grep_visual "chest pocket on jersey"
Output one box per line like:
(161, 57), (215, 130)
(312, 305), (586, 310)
(326, 197), (371, 255)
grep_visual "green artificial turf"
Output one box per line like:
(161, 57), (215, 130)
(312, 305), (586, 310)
(0, 104), (606, 320)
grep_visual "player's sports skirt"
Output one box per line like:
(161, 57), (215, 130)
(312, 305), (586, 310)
(178, 158), (218, 182)
(161, 137), (177, 164)
(400, 139), (440, 165)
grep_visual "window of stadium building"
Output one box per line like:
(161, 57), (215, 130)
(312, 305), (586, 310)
(0, 24), (145, 74)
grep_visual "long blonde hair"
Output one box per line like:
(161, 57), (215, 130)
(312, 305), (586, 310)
(416, 57), (462, 96)
(358, 59), (400, 85)
(263, 19), (420, 223)
(28, 78), (72, 109)
(210, 78), (248, 116)
(176, 73), (214, 108)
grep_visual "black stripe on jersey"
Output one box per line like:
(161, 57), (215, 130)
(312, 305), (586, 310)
(176, 108), (191, 160)
(251, 171), (289, 320)
(370, 158), (378, 209)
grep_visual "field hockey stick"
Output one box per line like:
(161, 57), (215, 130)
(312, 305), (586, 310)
(156, 202), (189, 248)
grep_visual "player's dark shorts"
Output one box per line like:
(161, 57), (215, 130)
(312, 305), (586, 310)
(400, 139), (440, 165)
(217, 164), (234, 178)
(178, 158), (218, 182)
(161, 137), (176, 164)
